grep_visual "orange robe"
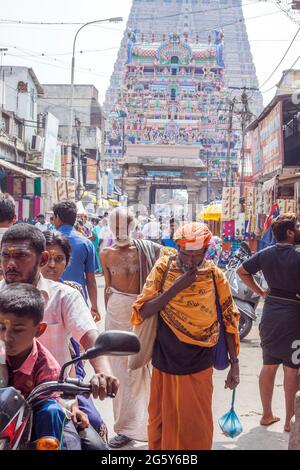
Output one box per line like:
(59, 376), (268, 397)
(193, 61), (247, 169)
(148, 367), (214, 450)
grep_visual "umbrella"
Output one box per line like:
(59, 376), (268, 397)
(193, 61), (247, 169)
(198, 203), (222, 221)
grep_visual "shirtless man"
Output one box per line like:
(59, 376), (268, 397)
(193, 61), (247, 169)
(100, 208), (161, 448)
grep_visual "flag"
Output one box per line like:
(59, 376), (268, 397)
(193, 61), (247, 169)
(260, 203), (280, 250)
(263, 203), (280, 234)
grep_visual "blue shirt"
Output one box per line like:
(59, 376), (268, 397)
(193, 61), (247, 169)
(161, 238), (178, 250)
(58, 225), (96, 301)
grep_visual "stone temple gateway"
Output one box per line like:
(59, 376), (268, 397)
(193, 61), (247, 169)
(104, 0), (263, 212)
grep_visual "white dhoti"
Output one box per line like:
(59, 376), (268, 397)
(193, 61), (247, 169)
(105, 287), (151, 441)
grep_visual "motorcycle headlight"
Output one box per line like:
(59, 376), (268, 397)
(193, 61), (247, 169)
(35, 437), (60, 451)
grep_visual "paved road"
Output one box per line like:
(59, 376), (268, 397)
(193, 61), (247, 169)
(89, 276), (289, 450)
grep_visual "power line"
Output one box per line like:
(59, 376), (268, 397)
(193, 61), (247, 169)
(0, 2), (266, 26)
(259, 25), (300, 89)
(2, 82), (95, 119)
(260, 54), (300, 94)
(5, 52), (110, 79)
(0, 43), (119, 58)
(0, 10), (283, 70)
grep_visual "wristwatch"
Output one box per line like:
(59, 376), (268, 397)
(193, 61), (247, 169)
(229, 357), (239, 364)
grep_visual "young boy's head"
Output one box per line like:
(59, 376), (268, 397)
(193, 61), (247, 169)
(0, 284), (46, 357)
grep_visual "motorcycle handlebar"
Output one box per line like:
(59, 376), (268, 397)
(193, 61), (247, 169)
(27, 381), (92, 405)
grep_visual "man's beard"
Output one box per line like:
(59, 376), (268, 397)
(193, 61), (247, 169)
(5, 261), (40, 285)
(177, 254), (206, 272)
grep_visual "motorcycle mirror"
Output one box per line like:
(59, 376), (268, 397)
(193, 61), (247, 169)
(59, 331), (140, 382)
(81, 331), (141, 360)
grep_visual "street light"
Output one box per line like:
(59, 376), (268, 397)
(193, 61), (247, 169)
(67, 17), (123, 189)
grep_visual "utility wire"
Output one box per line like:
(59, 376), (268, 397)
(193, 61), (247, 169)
(260, 54), (300, 94)
(0, 9), (282, 66)
(0, 2), (264, 26)
(259, 25), (300, 89)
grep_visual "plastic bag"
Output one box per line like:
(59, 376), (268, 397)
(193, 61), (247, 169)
(218, 389), (243, 439)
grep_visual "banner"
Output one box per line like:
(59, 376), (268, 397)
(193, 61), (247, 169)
(54, 144), (62, 175)
(66, 180), (76, 202)
(56, 179), (67, 201)
(259, 102), (283, 176)
(251, 127), (262, 179)
(86, 158), (97, 185)
(43, 113), (59, 171)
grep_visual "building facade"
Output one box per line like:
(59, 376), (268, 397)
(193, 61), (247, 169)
(0, 66), (43, 165)
(38, 84), (102, 187)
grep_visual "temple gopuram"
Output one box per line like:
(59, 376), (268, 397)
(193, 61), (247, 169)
(105, 32), (241, 214)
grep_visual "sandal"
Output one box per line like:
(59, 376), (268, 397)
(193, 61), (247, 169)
(108, 434), (133, 449)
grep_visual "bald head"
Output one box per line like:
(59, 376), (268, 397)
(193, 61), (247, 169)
(109, 208), (136, 245)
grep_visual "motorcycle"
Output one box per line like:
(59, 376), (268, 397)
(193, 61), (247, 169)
(0, 331), (140, 450)
(225, 242), (264, 340)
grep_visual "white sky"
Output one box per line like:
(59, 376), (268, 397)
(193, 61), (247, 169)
(0, 0), (299, 108)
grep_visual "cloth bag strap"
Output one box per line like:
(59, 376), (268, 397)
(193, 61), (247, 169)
(212, 271), (223, 324)
(159, 256), (174, 294)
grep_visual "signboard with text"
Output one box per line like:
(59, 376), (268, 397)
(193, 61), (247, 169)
(86, 158), (97, 185)
(251, 127), (262, 179)
(258, 102), (283, 176)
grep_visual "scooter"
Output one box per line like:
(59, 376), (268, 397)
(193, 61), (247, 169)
(225, 242), (264, 340)
(0, 331), (140, 450)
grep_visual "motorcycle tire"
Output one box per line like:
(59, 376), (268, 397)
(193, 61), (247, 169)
(239, 313), (253, 341)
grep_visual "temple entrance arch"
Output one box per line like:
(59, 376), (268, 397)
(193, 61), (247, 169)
(122, 144), (211, 219)
(149, 184), (188, 205)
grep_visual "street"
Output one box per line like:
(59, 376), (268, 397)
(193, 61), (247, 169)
(92, 277), (290, 451)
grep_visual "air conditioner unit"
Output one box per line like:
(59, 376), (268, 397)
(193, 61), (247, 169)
(31, 135), (44, 152)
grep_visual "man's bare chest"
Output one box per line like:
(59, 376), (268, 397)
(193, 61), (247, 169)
(108, 251), (139, 276)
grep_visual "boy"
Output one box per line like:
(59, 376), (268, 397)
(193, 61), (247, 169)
(0, 283), (69, 446)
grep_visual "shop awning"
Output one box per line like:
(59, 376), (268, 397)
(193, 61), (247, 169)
(0, 159), (38, 179)
(108, 199), (120, 207)
(198, 203), (222, 222)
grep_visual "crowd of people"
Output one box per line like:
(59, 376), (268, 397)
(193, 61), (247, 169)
(0, 191), (299, 450)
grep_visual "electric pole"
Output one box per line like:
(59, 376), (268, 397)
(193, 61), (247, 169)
(239, 88), (253, 198)
(226, 97), (236, 187)
(96, 112), (105, 213)
(206, 150), (210, 203)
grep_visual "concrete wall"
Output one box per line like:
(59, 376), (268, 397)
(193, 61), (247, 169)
(38, 84), (102, 150)
(1, 66), (40, 147)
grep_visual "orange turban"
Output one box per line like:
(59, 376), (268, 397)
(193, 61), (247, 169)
(174, 222), (212, 250)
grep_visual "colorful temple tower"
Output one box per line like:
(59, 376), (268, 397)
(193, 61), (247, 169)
(104, 0), (262, 115)
(103, 0), (263, 209)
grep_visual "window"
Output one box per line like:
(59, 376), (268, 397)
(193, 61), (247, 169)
(13, 119), (23, 140)
(1, 113), (10, 133)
